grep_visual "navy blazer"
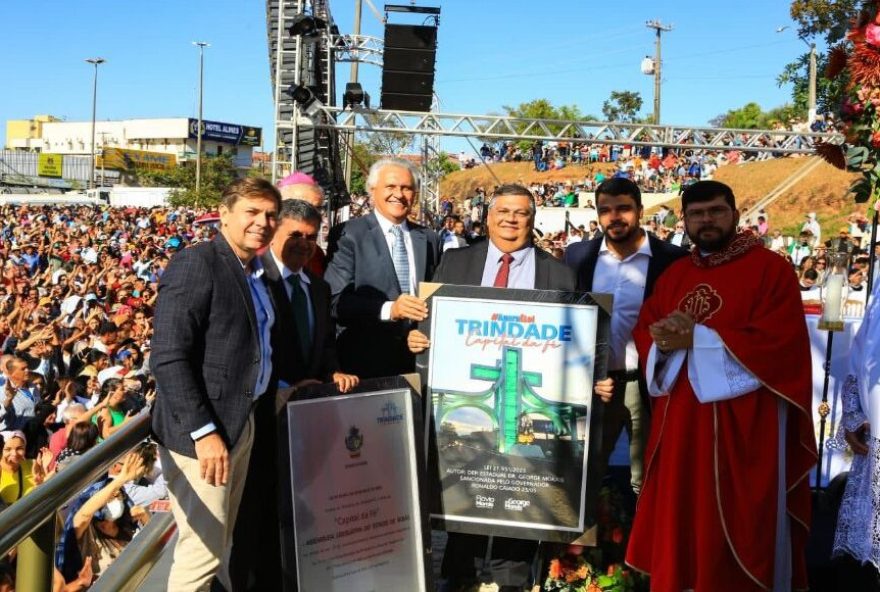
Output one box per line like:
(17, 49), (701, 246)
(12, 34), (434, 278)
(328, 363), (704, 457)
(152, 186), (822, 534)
(324, 212), (441, 377)
(150, 233), (268, 458)
(563, 233), (688, 299)
(432, 240), (576, 290)
(260, 252), (339, 386)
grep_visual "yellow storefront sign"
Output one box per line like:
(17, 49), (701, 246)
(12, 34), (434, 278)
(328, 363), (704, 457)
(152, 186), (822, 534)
(98, 148), (176, 172)
(37, 153), (63, 177)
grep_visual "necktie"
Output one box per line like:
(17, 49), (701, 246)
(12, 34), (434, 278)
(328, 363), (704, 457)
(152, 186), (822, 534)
(390, 225), (411, 294)
(286, 274), (311, 364)
(493, 253), (514, 288)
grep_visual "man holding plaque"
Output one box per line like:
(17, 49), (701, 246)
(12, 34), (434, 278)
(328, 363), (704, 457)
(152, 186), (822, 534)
(325, 158), (441, 378)
(408, 183), (575, 592)
(626, 180), (816, 592)
(563, 177), (687, 495)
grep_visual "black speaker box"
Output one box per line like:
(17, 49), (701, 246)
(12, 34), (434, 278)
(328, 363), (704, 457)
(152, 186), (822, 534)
(384, 24), (437, 50)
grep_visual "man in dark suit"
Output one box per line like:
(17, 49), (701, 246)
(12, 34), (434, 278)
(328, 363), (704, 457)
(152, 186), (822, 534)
(564, 178), (687, 496)
(233, 198), (358, 591)
(151, 177), (280, 591)
(324, 158), (441, 378)
(408, 183), (575, 592)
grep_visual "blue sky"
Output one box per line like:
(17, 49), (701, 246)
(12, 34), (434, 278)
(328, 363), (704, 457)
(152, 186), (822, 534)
(0, 0), (814, 157)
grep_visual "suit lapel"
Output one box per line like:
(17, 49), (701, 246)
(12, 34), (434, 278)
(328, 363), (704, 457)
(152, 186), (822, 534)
(581, 240), (601, 292)
(367, 214), (399, 294)
(410, 225), (427, 284)
(467, 241), (490, 285)
(215, 233), (258, 337)
(645, 234), (663, 299)
(534, 247), (550, 289)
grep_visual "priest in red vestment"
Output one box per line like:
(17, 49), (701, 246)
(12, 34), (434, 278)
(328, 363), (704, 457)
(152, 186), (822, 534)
(625, 180), (816, 592)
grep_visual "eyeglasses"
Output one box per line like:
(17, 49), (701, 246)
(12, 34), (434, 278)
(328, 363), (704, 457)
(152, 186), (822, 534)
(492, 208), (532, 220)
(684, 206), (732, 220)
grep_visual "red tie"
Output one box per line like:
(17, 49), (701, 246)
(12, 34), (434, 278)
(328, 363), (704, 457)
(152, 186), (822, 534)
(493, 253), (514, 288)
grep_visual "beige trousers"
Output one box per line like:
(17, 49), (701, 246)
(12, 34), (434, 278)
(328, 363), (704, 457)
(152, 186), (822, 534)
(159, 412), (255, 592)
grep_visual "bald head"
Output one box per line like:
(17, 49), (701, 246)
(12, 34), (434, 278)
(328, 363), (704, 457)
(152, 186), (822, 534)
(279, 183), (324, 207)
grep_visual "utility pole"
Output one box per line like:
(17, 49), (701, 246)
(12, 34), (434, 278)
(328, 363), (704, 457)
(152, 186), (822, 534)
(85, 57), (105, 190)
(343, 0), (363, 188)
(808, 42), (817, 125)
(193, 41), (210, 195)
(646, 20), (672, 124)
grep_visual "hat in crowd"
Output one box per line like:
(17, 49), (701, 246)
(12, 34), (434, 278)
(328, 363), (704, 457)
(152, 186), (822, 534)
(38, 297), (52, 307)
(839, 227), (850, 234)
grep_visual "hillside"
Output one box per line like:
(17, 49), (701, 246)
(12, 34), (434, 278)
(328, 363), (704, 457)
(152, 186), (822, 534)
(439, 159), (865, 236)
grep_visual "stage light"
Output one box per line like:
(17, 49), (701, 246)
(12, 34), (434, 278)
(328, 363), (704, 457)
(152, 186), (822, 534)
(287, 85), (324, 117)
(343, 82), (368, 109)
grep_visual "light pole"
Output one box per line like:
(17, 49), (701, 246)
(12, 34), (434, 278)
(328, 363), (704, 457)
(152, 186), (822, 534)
(777, 26), (817, 125)
(193, 41), (210, 194)
(645, 21), (672, 124)
(85, 57), (105, 190)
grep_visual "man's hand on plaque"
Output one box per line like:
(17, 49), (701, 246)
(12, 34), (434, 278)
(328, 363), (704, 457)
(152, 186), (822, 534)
(331, 372), (359, 393)
(407, 329), (431, 353)
(594, 377), (614, 403)
(390, 295), (428, 322)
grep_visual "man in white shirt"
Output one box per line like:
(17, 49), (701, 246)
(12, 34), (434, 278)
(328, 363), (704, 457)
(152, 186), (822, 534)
(564, 178), (688, 495)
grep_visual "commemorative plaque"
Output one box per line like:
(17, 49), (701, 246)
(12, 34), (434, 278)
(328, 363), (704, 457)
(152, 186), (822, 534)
(418, 284), (610, 544)
(281, 377), (430, 591)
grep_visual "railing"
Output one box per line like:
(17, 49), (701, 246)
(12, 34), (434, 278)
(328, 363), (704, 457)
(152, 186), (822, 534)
(90, 512), (176, 592)
(0, 412), (152, 592)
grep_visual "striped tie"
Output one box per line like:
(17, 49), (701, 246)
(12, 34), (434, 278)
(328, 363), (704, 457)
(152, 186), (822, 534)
(390, 225), (410, 294)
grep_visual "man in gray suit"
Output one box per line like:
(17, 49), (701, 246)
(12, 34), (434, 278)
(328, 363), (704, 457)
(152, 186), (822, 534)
(324, 158), (441, 378)
(151, 177), (280, 591)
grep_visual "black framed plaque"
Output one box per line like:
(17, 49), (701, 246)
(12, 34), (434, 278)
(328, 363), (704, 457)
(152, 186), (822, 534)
(417, 284), (611, 544)
(280, 376), (431, 591)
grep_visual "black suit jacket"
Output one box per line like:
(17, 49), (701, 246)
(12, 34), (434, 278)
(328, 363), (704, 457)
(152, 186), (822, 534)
(150, 233), (268, 458)
(324, 212), (441, 377)
(432, 239), (576, 290)
(563, 233), (688, 299)
(260, 252), (339, 385)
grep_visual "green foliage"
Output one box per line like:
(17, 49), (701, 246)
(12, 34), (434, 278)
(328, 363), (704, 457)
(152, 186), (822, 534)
(601, 90), (644, 123)
(502, 99), (598, 151)
(136, 153), (239, 207)
(710, 102), (803, 129)
(347, 141), (380, 196)
(780, 1), (870, 119)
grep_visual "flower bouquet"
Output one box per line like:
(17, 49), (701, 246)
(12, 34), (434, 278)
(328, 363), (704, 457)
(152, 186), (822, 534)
(543, 548), (635, 592)
(818, 1), (880, 204)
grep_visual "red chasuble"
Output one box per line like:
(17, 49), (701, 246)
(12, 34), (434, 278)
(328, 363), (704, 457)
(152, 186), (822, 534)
(625, 232), (816, 592)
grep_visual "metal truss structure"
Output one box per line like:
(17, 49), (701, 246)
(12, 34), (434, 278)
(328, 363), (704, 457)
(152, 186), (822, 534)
(331, 34), (384, 67)
(279, 106), (842, 158)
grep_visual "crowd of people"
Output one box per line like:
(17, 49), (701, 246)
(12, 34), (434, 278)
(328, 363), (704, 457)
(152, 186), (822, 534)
(0, 154), (876, 591)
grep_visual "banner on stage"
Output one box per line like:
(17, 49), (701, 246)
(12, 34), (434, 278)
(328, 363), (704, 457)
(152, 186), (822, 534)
(283, 377), (430, 591)
(418, 283), (610, 544)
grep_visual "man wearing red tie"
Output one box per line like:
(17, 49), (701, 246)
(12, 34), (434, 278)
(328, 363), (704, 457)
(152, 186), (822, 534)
(408, 183), (575, 592)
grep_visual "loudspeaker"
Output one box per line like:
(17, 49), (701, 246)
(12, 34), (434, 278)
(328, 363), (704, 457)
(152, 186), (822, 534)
(381, 24), (437, 112)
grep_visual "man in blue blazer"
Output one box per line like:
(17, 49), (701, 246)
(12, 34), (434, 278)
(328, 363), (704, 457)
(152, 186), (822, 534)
(151, 178), (280, 591)
(324, 158), (441, 378)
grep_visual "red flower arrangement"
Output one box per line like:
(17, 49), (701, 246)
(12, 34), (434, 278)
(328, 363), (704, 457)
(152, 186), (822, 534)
(818, 1), (880, 203)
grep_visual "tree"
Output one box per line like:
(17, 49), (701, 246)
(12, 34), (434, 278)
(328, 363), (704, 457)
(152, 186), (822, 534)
(779, 0), (867, 115)
(501, 99), (597, 151)
(347, 141), (380, 196)
(710, 102), (802, 129)
(136, 154), (239, 207)
(601, 90), (644, 122)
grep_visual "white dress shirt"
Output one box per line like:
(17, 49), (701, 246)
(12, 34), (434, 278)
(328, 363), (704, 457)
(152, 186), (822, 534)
(592, 234), (652, 371)
(375, 212), (418, 321)
(480, 241), (536, 289)
(269, 251), (314, 336)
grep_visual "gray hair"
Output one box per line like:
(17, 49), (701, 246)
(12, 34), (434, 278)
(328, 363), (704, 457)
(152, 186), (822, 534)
(366, 158), (421, 193)
(63, 403), (87, 423)
(278, 199), (322, 227)
(487, 183), (537, 213)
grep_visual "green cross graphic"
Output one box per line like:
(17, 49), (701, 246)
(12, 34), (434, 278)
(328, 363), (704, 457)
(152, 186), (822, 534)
(433, 346), (584, 453)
